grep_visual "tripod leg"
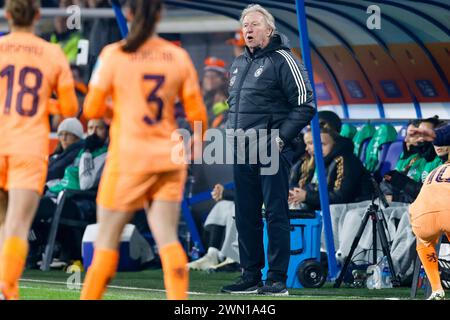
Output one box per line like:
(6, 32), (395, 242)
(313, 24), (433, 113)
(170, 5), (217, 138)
(334, 210), (371, 288)
(372, 216), (377, 265)
(376, 219), (400, 287)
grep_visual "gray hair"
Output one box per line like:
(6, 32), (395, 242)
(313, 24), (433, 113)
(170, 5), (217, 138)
(240, 4), (276, 32)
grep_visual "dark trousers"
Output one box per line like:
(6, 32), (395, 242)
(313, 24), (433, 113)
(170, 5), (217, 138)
(233, 149), (293, 283)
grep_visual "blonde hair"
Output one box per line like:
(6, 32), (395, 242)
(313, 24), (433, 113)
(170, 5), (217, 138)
(6, 0), (40, 27)
(299, 153), (315, 188)
(240, 4), (276, 33)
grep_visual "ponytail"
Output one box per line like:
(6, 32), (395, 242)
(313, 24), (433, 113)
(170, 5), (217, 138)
(6, 0), (40, 27)
(122, 0), (163, 53)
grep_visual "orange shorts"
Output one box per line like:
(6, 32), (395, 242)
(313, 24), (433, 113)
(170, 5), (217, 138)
(411, 210), (450, 247)
(0, 155), (48, 194)
(97, 168), (187, 212)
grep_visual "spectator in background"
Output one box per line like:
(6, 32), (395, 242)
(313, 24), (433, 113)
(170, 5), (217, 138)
(409, 122), (450, 148)
(46, 0), (82, 63)
(227, 30), (245, 57)
(28, 118), (109, 268)
(202, 57), (229, 125)
(334, 118), (445, 284)
(381, 117), (440, 202)
(47, 118), (86, 183)
(84, 0), (122, 83)
(288, 126), (372, 210)
(383, 121), (448, 204)
(27, 117), (85, 269)
(47, 119), (108, 199)
(210, 86), (229, 129)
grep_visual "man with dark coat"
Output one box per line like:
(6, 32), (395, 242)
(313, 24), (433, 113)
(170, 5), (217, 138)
(221, 4), (315, 295)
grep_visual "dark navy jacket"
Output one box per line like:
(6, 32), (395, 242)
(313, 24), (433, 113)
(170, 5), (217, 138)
(226, 33), (316, 144)
(46, 140), (84, 181)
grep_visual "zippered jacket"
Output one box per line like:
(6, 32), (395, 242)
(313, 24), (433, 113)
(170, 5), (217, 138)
(226, 33), (315, 144)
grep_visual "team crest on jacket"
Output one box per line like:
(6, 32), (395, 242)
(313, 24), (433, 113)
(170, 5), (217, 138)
(230, 75), (236, 86)
(254, 66), (264, 77)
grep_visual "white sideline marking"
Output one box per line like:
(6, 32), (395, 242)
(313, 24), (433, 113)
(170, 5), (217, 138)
(20, 285), (156, 300)
(20, 278), (207, 295)
(21, 279), (406, 300)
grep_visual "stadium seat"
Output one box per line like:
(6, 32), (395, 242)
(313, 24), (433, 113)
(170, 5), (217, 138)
(340, 123), (357, 140)
(359, 139), (370, 163)
(364, 124), (398, 173)
(372, 142), (393, 181)
(353, 123), (376, 160)
(377, 139), (404, 179)
(40, 189), (97, 271)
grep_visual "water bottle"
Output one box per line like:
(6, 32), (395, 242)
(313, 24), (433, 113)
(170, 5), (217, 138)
(418, 266), (426, 289)
(380, 256), (393, 288)
(366, 264), (381, 289)
(184, 231), (191, 255)
(189, 241), (200, 261)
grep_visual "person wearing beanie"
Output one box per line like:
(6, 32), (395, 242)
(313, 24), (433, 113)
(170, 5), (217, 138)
(226, 30), (245, 57)
(57, 118), (84, 150)
(202, 57), (228, 95)
(47, 118), (85, 182)
(28, 119), (109, 269)
(202, 57), (229, 124)
(318, 110), (342, 134)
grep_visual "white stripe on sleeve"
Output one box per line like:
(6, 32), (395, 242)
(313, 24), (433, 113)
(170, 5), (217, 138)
(276, 50), (307, 105)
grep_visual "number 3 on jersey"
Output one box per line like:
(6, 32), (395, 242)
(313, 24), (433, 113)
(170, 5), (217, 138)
(1, 65), (43, 117)
(143, 74), (165, 125)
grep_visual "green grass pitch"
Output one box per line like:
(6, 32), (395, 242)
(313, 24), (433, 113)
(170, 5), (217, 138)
(18, 269), (424, 300)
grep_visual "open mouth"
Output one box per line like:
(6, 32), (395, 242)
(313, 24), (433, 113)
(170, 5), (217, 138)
(246, 35), (254, 41)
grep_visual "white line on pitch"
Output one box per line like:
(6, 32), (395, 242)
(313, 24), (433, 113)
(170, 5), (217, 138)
(20, 278), (207, 295)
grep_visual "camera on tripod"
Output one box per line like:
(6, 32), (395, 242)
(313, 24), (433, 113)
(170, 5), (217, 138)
(334, 175), (400, 288)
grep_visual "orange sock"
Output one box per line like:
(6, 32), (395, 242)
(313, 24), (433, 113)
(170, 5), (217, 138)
(80, 248), (119, 300)
(0, 236), (28, 300)
(417, 242), (442, 292)
(159, 242), (189, 300)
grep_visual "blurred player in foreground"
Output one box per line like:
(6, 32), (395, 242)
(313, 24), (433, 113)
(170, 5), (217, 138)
(80, 0), (207, 300)
(0, 0), (78, 300)
(409, 160), (450, 300)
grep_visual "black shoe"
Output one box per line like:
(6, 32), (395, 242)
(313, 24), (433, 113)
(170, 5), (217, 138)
(221, 277), (262, 294)
(257, 280), (289, 296)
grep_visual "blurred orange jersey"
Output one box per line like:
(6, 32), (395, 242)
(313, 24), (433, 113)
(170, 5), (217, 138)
(0, 32), (78, 159)
(84, 37), (207, 173)
(410, 162), (450, 218)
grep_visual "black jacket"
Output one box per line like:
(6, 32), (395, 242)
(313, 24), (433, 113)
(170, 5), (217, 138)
(46, 140), (85, 182)
(226, 33), (316, 144)
(290, 136), (372, 210)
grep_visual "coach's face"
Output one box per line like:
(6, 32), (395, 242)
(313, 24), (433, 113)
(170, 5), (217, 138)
(242, 12), (272, 52)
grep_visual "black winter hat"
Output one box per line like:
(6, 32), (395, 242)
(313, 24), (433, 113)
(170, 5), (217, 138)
(318, 110), (342, 133)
